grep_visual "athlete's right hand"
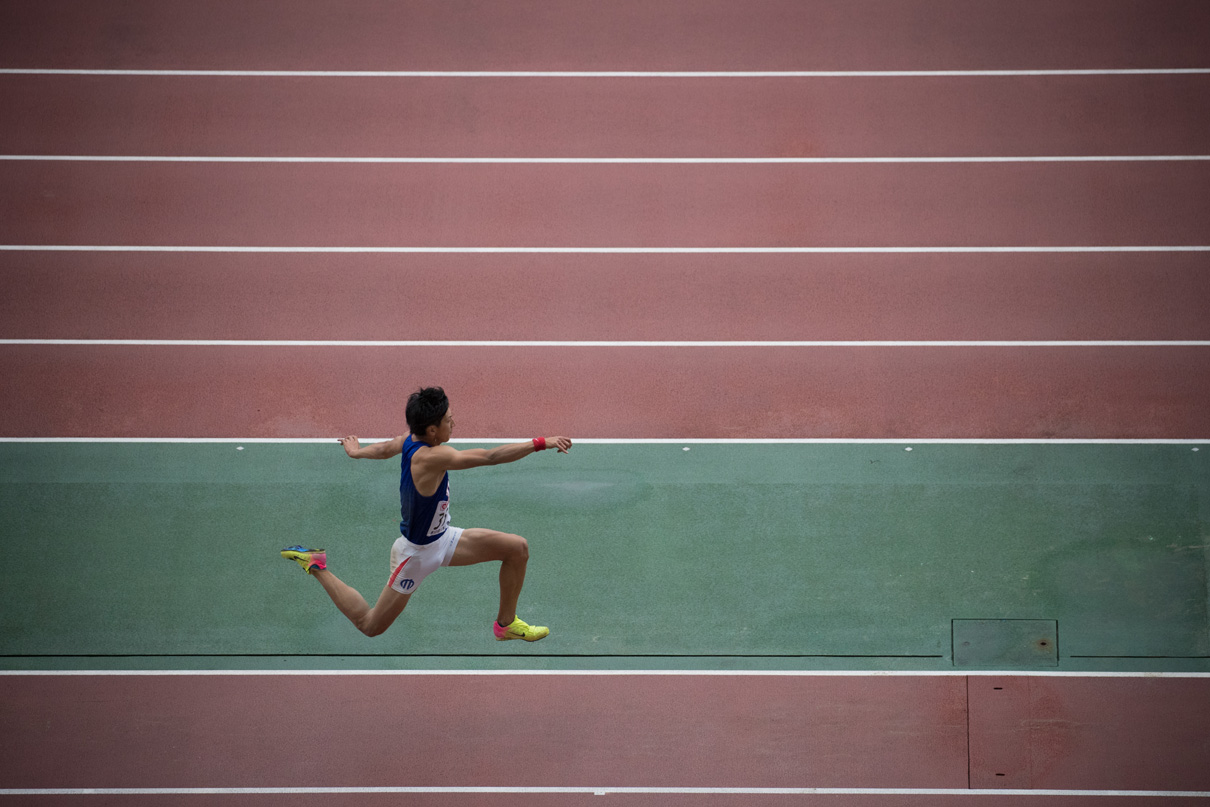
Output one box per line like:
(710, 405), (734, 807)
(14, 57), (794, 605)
(338, 435), (361, 457)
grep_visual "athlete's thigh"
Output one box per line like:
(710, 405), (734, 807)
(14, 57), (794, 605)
(449, 528), (518, 567)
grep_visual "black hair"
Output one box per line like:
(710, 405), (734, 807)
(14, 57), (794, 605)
(406, 386), (449, 437)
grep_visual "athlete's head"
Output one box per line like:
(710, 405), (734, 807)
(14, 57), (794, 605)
(406, 386), (450, 441)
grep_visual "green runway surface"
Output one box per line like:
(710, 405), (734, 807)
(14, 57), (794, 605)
(1, 443), (1206, 672)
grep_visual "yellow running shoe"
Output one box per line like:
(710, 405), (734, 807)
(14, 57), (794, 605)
(281, 546), (327, 574)
(493, 616), (549, 642)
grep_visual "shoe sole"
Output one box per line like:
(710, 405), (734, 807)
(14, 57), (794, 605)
(495, 631), (549, 642)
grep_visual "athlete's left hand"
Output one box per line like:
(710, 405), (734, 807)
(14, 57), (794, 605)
(548, 436), (573, 453)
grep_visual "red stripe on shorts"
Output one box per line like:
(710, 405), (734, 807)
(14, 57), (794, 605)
(388, 557), (410, 587)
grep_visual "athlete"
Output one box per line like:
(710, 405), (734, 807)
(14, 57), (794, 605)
(281, 386), (571, 642)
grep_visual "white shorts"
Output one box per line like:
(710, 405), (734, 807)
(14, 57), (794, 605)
(387, 526), (463, 595)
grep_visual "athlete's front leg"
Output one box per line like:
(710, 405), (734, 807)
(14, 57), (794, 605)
(449, 528), (529, 626)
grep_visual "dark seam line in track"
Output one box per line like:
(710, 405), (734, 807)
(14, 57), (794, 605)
(965, 676), (972, 789)
(1070, 655), (1210, 659)
(0, 653), (948, 659)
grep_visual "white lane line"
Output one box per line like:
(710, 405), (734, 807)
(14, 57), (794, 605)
(3, 246), (1208, 253)
(2, 438), (1207, 444)
(4, 155), (1209, 163)
(1, 787), (1207, 797)
(1, 339), (1207, 347)
(2, 669), (1207, 676)
(3, 68), (1209, 77)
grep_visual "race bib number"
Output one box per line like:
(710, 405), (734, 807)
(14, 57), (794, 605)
(427, 499), (450, 537)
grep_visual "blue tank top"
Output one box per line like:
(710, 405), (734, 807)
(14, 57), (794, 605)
(399, 435), (450, 544)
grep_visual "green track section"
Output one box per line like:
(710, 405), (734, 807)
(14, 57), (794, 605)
(0, 443), (1206, 671)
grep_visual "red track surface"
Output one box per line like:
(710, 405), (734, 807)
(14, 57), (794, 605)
(3, 252), (1209, 342)
(2, 0), (1207, 71)
(3, 162), (1209, 247)
(5, 75), (1209, 158)
(2, 674), (1207, 793)
(4, 674), (967, 788)
(0, 798), (1199, 807)
(3, 344), (1207, 439)
(965, 676), (1210, 790)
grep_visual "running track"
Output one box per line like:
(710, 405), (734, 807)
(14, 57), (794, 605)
(2, 0), (1208, 71)
(4, 75), (1209, 158)
(1, 0), (1209, 802)
(3, 672), (1210, 801)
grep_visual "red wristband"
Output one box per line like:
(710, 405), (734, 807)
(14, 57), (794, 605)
(532, 437), (547, 451)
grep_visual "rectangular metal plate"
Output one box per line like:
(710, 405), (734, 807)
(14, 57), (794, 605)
(953, 619), (1058, 667)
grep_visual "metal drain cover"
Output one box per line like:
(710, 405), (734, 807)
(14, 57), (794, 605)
(953, 619), (1058, 667)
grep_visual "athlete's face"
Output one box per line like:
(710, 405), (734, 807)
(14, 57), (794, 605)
(433, 409), (454, 444)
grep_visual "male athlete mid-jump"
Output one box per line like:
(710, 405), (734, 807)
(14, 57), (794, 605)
(282, 386), (572, 642)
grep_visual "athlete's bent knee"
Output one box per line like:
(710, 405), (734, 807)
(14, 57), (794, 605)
(511, 535), (529, 562)
(357, 617), (388, 638)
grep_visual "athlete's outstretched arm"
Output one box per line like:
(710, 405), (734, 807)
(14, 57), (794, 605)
(338, 435), (405, 459)
(421, 437), (572, 472)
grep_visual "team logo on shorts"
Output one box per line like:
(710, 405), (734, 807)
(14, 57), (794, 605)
(397, 578), (415, 591)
